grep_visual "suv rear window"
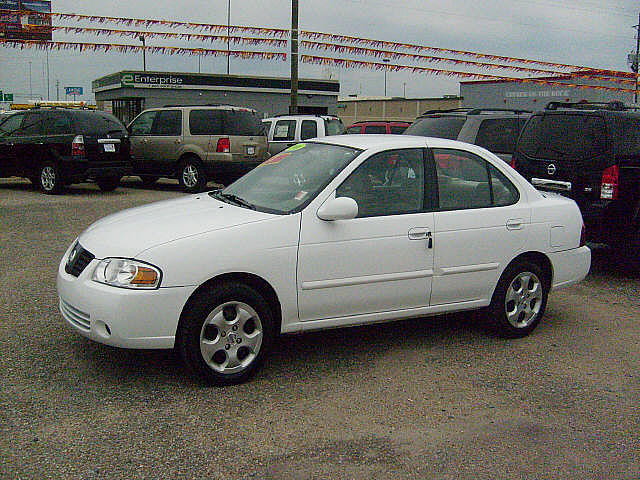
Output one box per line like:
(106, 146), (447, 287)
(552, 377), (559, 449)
(189, 110), (223, 135)
(475, 118), (521, 154)
(73, 111), (127, 136)
(518, 114), (607, 160)
(324, 118), (345, 136)
(222, 110), (265, 136)
(404, 116), (466, 139)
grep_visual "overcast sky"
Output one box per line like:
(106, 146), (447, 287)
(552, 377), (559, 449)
(0, 0), (638, 103)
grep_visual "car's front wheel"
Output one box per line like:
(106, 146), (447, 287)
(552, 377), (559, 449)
(177, 282), (275, 385)
(488, 261), (548, 338)
(38, 162), (63, 194)
(178, 157), (207, 193)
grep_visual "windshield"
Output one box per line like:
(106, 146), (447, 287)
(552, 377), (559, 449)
(214, 142), (361, 214)
(403, 116), (466, 139)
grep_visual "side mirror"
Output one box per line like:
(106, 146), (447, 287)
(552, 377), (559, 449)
(317, 196), (358, 221)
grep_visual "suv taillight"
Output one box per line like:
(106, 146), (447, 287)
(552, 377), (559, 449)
(216, 137), (230, 153)
(580, 223), (586, 247)
(72, 135), (85, 156)
(600, 165), (619, 200)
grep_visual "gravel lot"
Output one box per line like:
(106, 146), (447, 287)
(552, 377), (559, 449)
(1, 177), (639, 480)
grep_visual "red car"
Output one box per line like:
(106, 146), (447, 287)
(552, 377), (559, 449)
(346, 121), (411, 134)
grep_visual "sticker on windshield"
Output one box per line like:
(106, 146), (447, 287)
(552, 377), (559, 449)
(260, 151), (291, 166)
(294, 190), (308, 201)
(286, 143), (307, 152)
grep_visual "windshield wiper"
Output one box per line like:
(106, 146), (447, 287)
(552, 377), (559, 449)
(213, 192), (256, 210)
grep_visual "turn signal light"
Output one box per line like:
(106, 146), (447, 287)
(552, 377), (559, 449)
(216, 137), (230, 153)
(600, 165), (619, 200)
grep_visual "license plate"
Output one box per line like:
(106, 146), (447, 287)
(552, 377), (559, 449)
(103, 143), (116, 152)
(246, 146), (255, 156)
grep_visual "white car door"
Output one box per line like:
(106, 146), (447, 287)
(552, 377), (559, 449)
(430, 148), (529, 305)
(297, 148), (436, 322)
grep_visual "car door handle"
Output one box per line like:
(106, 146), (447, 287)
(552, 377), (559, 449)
(506, 219), (524, 230)
(408, 228), (433, 250)
(174, 138), (181, 144)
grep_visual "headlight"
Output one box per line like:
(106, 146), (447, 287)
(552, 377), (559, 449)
(92, 258), (162, 290)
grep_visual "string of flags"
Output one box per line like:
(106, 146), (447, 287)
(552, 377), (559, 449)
(0, 9), (636, 92)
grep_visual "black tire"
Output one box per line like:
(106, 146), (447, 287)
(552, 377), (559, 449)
(178, 157), (207, 193)
(38, 162), (63, 194)
(140, 175), (159, 187)
(177, 282), (275, 386)
(487, 260), (549, 338)
(96, 175), (121, 192)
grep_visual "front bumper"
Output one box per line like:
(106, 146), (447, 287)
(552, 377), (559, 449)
(57, 251), (196, 349)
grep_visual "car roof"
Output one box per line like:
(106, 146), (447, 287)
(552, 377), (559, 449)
(313, 134), (476, 151)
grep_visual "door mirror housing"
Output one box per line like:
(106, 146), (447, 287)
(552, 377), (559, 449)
(317, 196), (358, 221)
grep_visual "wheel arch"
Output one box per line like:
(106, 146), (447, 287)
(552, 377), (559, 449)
(177, 272), (283, 338)
(492, 251), (554, 299)
(174, 151), (204, 175)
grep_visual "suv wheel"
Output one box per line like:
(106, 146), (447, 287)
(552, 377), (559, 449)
(38, 162), (63, 194)
(96, 176), (121, 192)
(179, 157), (207, 193)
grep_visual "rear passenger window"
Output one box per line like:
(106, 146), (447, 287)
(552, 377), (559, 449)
(475, 118), (520, 154)
(190, 110), (223, 135)
(20, 112), (43, 136)
(151, 110), (182, 136)
(346, 125), (361, 134)
(273, 120), (296, 141)
(0, 113), (24, 137)
(364, 125), (387, 134)
(390, 125), (408, 134)
(434, 149), (492, 210)
(222, 110), (265, 136)
(489, 164), (519, 206)
(43, 112), (72, 135)
(300, 120), (317, 140)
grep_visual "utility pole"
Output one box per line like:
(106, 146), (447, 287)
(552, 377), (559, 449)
(634, 12), (640, 104)
(56, 80), (60, 101)
(289, 0), (299, 114)
(29, 61), (32, 100)
(227, 0), (231, 74)
(46, 49), (50, 100)
(383, 58), (390, 96)
(139, 36), (146, 71)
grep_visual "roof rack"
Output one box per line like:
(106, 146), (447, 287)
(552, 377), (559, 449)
(271, 113), (336, 118)
(545, 100), (628, 111)
(420, 108), (474, 115)
(466, 108), (531, 115)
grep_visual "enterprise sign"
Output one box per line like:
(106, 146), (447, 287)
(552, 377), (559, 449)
(121, 74), (184, 87)
(93, 71), (340, 96)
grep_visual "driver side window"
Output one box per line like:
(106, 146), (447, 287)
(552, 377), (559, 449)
(129, 111), (157, 136)
(336, 148), (425, 217)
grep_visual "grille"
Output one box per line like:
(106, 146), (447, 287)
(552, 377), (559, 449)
(65, 244), (95, 277)
(60, 298), (91, 331)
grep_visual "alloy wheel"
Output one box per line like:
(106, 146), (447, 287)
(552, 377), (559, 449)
(504, 271), (543, 328)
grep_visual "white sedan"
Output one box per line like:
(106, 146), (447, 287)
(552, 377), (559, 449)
(57, 136), (590, 385)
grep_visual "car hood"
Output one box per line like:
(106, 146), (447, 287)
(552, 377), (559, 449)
(78, 194), (275, 259)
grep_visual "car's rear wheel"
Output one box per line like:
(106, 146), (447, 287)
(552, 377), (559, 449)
(177, 282), (275, 385)
(96, 175), (121, 192)
(38, 162), (63, 194)
(178, 157), (207, 193)
(488, 261), (548, 338)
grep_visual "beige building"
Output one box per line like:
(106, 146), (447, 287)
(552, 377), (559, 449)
(337, 95), (462, 126)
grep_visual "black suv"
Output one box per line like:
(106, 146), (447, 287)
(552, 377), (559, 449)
(513, 101), (640, 249)
(403, 108), (531, 164)
(0, 108), (130, 194)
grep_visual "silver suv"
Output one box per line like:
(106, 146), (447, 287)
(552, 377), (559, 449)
(262, 114), (345, 156)
(128, 105), (268, 192)
(404, 108), (531, 164)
